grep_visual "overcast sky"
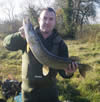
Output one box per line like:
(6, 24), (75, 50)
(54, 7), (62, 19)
(0, 0), (24, 20)
(0, 0), (55, 20)
(0, 0), (100, 24)
(95, 7), (100, 24)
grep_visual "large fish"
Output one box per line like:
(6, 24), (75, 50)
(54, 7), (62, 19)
(23, 18), (92, 77)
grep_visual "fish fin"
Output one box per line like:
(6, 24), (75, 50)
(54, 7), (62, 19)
(27, 43), (30, 53)
(42, 65), (49, 76)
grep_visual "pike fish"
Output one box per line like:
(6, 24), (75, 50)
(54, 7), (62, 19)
(23, 18), (92, 77)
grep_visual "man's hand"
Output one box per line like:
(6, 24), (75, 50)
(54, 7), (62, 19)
(64, 62), (78, 76)
(19, 26), (25, 38)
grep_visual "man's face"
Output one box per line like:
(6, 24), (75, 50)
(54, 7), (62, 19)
(38, 10), (56, 33)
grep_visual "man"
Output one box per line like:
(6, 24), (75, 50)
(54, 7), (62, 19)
(3, 7), (77, 102)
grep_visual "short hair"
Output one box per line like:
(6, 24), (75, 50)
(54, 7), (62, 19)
(40, 7), (56, 16)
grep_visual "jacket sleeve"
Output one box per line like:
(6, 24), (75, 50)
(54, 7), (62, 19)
(3, 32), (26, 51)
(58, 40), (73, 78)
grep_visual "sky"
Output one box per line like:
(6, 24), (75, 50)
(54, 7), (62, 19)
(0, 0), (55, 21)
(95, 8), (100, 24)
(0, 0), (100, 24)
(0, 0), (24, 20)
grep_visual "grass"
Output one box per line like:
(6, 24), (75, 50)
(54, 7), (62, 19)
(56, 33), (100, 102)
(0, 31), (100, 102)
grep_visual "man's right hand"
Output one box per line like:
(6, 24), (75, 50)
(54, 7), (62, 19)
(19, 26), (25, 38)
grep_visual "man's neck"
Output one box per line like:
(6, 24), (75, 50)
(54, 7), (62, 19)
(41, 31), (52, 39)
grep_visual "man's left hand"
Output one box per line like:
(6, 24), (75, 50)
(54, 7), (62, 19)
(64, 62), (78, 76)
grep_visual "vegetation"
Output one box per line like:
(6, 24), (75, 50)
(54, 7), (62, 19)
(0, 0), (100, 102)
(54, 0), (100, 38)
(0, 24), (100, 102)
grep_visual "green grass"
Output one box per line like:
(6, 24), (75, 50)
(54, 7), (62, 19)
(56, 33), (100, 102)
(0, 32), (100, 102)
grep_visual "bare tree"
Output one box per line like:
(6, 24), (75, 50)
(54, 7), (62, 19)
(53, 0), (100, 38)
(0, 0), (22, 33)
(2, 0), (16, 22)
(20, 0), (55, 25)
